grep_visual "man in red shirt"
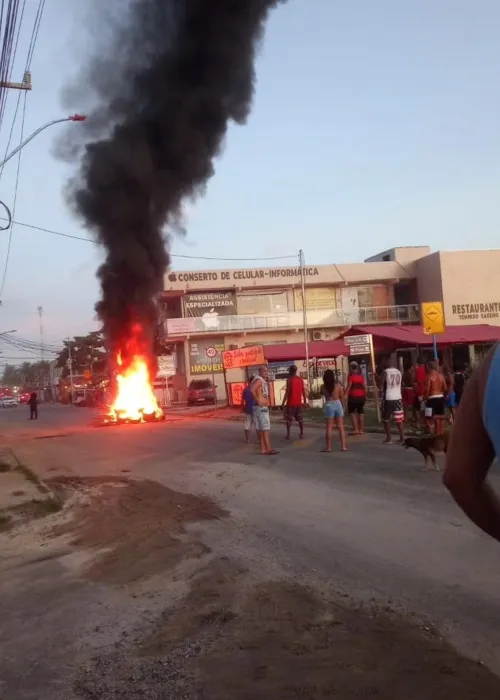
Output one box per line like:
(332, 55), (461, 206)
(281, 365), (308, 440)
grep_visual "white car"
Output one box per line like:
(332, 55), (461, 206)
(0, 396), (17, 408)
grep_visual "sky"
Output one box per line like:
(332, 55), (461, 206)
(0, 0), (499, 359)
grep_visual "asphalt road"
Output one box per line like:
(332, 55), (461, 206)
(2, 402), (500, 699)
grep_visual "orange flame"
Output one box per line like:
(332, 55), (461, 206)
(107, 353), (163, 423)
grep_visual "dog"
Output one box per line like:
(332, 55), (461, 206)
(403, 433), (449, 471)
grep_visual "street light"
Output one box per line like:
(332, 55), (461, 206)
(0, 115), (87, 169)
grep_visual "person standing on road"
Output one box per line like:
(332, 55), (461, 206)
(281, 365), (307, 440)
(346, 361), (366, 435)
(251, 366), (279, 456)
(380, 359), (405, 444)
(424, 361), (447, 435)
(28, 392), (38, 420)
(444, 346), (500, 543)
(321, 369), (347, 452)
(242, 376), (255, 444)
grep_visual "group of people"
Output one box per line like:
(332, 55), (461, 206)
(241, 355), (469, 454)
(401, 358), (469, 433)
(241, 362), (370, 454)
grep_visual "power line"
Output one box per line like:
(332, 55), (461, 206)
(0, 217), (300, 262)
(25, 0), (44, 70)
(0, 86), (24, 298)
(0, 0), (25, 132)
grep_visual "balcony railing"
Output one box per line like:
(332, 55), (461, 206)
(165, 304), (419, 336)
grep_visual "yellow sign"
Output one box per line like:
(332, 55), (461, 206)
(422, 302), (445, 335)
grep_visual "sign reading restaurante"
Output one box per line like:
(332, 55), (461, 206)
(451, 302), (500, 322)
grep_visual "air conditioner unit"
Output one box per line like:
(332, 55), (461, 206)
(312, 330), (327, 341)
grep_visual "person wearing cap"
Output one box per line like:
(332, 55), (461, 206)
(346, 361), (366, 435)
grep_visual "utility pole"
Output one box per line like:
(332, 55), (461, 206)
(299, 249), (310, 389)
(67, 337), (75, 403)
(37, 306), (44, 389)
(0, 70), (32, 91)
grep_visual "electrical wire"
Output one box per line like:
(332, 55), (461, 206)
(25, 0), (44, 70)
(0, 0), (46, 297)
(0, 0), (25, 133)
(0, 217), (300, 262)
(0, 86), (25, 298)
(0, 0), (21, 129)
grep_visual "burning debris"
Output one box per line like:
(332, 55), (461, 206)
(63, 0), (286, 412)
(102, 324), (165, 425)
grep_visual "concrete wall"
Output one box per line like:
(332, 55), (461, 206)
(415, 252), (444, 305)
(439, 250), (500, 326)
(365, 246), (430, 265)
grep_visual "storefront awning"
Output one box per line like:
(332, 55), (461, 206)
(263, 339), (349, 362)
(339, 324), (500, 348)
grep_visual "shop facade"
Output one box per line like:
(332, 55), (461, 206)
(161, 246), (500, 400)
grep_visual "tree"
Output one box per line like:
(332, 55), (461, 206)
(2, 363), (21, 387)
(56, 331), (107, 379)
(2, 361), (52, 389)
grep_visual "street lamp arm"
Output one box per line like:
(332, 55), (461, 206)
(0, 115), (87, 170)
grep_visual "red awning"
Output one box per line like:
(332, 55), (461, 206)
(339, 324), (500, 348)
(263, 339), (349, 362)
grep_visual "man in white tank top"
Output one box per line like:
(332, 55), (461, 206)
(381, 359), (405, 444)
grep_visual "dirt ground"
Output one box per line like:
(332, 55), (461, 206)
(24, 477), (498, 700)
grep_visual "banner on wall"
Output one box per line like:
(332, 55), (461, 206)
(222, 345), (265, 370)
(294, 287), (336, 311)
(189, 338), (225, 374)
(184, 291), (236, 317)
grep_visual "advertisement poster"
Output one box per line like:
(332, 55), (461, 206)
(294, 287), (337, 311)
(189, 338), (225, 375)
(184, 291), (236, 317)
(229, 382), (246, 407)
(222, 345), (265, 370)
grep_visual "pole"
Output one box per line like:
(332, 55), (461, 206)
(212, 357), (217, 411)
(433, 335), (438, 362)
(68, 338), (75, 404)
(38, 306), (44, 389)
(299, 249), (310, 390)
(369, 334), (381, 422)
(0, 115), (87, 170)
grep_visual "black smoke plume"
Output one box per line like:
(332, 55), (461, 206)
(63, 0), (285, 368)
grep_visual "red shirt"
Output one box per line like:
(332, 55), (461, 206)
(348, 373), (366, 399)
(414, 365), (426, 396)
(286, 376), (304, 406)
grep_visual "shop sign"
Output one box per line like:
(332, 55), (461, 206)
(167, 266), (321, 286)
(294, 287), (336, 311)
(222, 345), (265, 370)
(451, 302), (500, 322)
(157, 355), (175, 378)
(189, 338), (224, 374)
(184, 291), (236, 317)
(345, 334), (371, 356)
(166, 317), (196, 335)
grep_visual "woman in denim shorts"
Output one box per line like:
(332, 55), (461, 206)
(321, 369), (347, 452)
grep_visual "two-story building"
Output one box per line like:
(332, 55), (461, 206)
(160, 244), (500, 400)
(161, 246), (433, 400)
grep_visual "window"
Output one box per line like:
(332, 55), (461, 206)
(237, 292), (288, 315)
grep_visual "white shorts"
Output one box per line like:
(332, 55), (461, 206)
(244, 413), (254, 431)
(253, 406), (271, 432)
